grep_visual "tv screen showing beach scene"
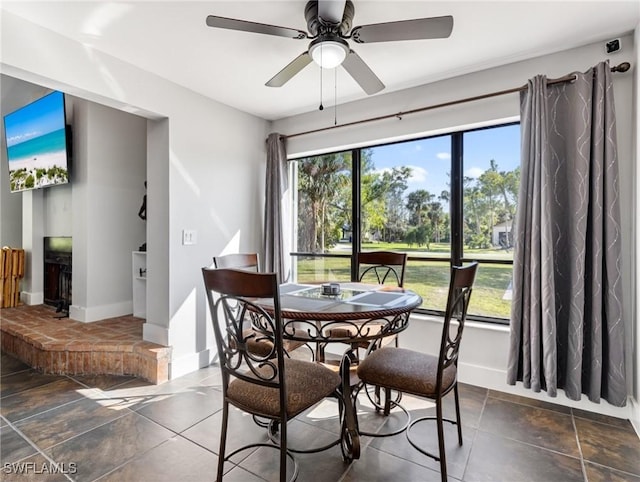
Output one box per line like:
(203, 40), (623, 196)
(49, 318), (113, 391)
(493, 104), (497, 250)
(3, 90), (69, 193)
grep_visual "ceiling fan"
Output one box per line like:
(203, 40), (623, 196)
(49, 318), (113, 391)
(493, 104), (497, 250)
(206, 0), (453, 95)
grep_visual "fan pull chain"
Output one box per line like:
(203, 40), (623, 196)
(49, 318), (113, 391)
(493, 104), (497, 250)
(318, 44), (324, 111)
(334, 68), (338, 125)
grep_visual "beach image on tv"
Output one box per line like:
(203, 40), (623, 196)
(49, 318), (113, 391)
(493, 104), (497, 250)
(4, 91), (69, 193)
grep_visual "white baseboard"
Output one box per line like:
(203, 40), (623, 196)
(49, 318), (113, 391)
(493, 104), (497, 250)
(629, 396), (640, 438)
(143, 323), (170, 347)
(20, 291), (43, 305)
(169, 348), (215, 379)
(69, 301), (133, 322)
(459, 361), (632, 420)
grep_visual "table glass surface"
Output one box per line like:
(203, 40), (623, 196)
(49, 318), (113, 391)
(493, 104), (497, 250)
(254, 282), (422, 319)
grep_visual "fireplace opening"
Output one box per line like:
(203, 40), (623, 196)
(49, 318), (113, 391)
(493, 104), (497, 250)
(43, 237), (72, 317)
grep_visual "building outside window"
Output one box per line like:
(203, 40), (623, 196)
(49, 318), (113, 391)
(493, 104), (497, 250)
(290, 122), (520, 323)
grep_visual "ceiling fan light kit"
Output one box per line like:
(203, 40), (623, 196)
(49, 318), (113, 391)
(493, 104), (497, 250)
(206, 0), (453, 96)
(309, 37), (349, 68)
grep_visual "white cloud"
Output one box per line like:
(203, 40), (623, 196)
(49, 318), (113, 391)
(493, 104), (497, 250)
(374, 165), (427, 184)
(465, 167), (485, 178)
(406, 165), (428, 183)
(436, 152), (450, 160)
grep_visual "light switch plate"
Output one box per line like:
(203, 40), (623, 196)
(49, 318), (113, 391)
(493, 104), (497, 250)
(182, 229), (197, 245)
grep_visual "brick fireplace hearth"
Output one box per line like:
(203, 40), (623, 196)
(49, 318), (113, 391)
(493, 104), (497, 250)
(0, 305), (170, 384)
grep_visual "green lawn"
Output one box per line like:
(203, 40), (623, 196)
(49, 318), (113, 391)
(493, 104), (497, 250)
(294, 244), (513, 320)
(361, 241), (514, 261)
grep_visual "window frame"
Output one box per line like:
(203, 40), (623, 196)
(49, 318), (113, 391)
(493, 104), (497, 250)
(289, 121), (520, 325)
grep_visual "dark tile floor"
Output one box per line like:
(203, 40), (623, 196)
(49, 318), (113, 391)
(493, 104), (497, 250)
(1, 349), (639, 482)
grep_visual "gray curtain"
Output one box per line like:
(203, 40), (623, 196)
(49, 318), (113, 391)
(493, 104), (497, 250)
(264, 133), (289, 282)
(507, 62), (626, 406)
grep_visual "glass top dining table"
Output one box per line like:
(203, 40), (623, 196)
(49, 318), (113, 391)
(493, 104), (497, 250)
(252, 281), (423, 461)
(253, 281), (423, 351)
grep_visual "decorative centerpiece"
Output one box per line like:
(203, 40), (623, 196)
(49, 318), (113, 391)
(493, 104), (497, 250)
(321, 282), (341, 296)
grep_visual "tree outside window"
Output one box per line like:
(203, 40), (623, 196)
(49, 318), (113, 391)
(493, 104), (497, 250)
(291, 123), (520, 321)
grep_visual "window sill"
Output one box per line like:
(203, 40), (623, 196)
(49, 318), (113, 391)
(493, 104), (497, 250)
(409, 312), (511, 333)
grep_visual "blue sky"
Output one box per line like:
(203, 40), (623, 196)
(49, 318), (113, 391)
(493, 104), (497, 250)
(370, 123), (520, 196)
(3, 91), (65, 148)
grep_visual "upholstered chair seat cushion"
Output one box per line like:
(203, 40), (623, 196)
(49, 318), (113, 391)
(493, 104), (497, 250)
(227, 359), (341, 418)
(356, 347), (456, 398)
(240, 328), (307, 358)
(325, 322), (388, 350)
(326, 322), (385, 339)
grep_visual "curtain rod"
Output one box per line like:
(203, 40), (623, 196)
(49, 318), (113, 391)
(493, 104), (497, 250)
(278, 61), (631, 141)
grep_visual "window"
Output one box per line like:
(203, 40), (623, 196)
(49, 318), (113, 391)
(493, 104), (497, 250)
(290, 123), (520, 322)
(461, 125), (520, 319)
(292, 150), (353, 283)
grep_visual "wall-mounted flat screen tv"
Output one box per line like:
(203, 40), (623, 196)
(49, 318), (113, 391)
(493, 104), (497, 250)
(3, 90), (70, 193)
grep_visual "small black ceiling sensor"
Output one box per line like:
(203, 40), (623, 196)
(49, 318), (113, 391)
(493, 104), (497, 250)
(606, 38), (621, 54)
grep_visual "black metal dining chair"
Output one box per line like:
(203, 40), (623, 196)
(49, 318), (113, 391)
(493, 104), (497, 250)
(356, 250), (407, 350)
(357, 250), (407, 288)
(202, 267), (345, 482)
(212, 252), (260, 272)
(213, 253), (309, 359)
(324, 251), (408, 359)
(356, 261), (478, 482)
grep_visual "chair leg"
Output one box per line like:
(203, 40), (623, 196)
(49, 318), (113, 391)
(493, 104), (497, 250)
(383, 387), (392, 416)
(317, 342), (326, 363)
(217, 401), (230, 482)
(436, 397), (448, 482)
(374, 385), (382, 408)
(280, 418), (288, 482)
(453, 383), (463, 446)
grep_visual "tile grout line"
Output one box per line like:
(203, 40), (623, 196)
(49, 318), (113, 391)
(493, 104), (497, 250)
(38, 373), (219, 482)
(480, 391), (587, 465)
(473, 425), (585, 462)
(2, 374), (116, 426)
(8, 373), (150, 459)
(580, 459), (640, 479)
(47, 405), (182, 481)
(460, 387), (491, 481)
(486, 390), (575, 418)
(0, 367), (32, 379)
(0, 414), (75, 481)
(569, 412), (640, 480)
(570, 408), (589, 482)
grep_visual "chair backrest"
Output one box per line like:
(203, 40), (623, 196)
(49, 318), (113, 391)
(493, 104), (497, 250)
(357, 251), (407, 287)
(202, 267), (286, 394)
(437, 262), (478, 384)
(213, 253), (259, 272)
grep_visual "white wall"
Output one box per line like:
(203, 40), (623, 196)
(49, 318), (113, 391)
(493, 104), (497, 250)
(42, 187), (72, 236)
(1, 77), (146, 317)
(273, 35), (638, 420)
(1, 10), (269, 378)
(1, 76), (74, 304)
(0, 76), (51, 249)
(632, 21), (640, 435)
(20, 190), (44, 304)
(144, 118), (170, 348)
(69, 100), (147, 322)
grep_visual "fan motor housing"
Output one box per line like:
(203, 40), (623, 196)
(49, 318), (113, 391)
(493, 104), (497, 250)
(305, 0), (354, 36)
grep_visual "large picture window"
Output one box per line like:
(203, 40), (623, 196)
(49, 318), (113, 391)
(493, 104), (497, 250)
(290, 122), (520, 322)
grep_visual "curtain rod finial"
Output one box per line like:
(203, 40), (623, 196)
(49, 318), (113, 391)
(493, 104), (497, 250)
(612, 62), (631, 73)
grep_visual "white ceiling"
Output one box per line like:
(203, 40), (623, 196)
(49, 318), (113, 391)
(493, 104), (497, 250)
(2, 1), (639, 121)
